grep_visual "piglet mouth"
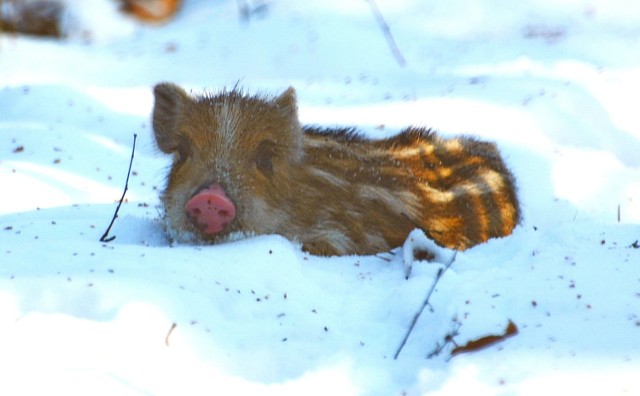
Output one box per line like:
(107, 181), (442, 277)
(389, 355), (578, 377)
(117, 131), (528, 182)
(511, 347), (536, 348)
(185, 184), (237, 234)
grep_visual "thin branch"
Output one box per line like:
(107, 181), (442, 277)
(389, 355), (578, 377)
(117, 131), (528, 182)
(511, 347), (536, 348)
(165, 322), (177, 346)
(394, 251), (457, 359)
(365, 0), (407, 67)
(426, 320), (461, 359)
(99, 133), (137, 242)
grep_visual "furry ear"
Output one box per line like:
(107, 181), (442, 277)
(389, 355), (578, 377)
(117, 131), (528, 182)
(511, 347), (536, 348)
(274, 87), (303, 161)
(152, 83), (191, 153)
(274, 87), (297, 117)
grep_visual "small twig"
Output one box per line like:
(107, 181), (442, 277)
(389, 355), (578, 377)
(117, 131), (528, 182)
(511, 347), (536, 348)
(426, 320), (461, 359)
(375, 250), (395, 262)
(165, 322), (177, 346)
(99, 133), (137, 242)
(365, 0), (406, 67)
(394, 251), (457, 359)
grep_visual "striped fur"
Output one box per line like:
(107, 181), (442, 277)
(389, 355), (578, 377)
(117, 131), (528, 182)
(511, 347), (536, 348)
(153, 83), (520, 256)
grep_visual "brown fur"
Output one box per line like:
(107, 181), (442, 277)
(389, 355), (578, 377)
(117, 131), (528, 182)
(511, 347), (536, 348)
(152, 83), (520, 256)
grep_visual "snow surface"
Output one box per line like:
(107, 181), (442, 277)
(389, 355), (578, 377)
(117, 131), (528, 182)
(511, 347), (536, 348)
(1, 0), (639, 394)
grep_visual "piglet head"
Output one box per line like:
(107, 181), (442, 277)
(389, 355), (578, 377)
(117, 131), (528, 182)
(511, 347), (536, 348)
(151, 82), (302, 243)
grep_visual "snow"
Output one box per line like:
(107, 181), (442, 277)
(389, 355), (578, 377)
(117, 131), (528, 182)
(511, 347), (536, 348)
(1, 0), (639, 394)
(402, 229), (456, 278)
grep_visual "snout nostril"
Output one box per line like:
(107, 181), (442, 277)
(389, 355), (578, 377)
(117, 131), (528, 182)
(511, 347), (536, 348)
(185, 183), (236, 234)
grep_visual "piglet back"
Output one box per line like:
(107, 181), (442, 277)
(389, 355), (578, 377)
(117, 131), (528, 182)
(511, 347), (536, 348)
(382, 128), (520, 249)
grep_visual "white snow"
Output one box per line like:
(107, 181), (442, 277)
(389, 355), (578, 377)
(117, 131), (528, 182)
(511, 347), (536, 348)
(1, 0), (639, 395)
(402, 228), (456, 279)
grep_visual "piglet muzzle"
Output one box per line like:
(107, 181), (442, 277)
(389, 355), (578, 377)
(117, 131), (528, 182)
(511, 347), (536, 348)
(185, 184), (236, 234)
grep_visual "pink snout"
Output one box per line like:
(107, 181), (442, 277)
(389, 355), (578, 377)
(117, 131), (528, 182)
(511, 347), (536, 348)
(185, 184), (236, 234)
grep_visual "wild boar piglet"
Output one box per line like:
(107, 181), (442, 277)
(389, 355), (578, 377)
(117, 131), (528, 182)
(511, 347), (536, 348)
(152, 83), (520, 256)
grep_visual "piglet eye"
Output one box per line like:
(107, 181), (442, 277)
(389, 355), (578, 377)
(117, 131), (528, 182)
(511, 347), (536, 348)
(254, 140), (277, 176)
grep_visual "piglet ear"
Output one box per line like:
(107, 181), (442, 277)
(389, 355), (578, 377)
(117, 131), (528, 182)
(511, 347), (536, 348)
(274, 87), (298, 117)
(152, 83), (191, 153)
(274, 87), (304, 162)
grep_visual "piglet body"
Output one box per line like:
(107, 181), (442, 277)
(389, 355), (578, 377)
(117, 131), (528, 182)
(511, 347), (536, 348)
(152, 83), (520, 256)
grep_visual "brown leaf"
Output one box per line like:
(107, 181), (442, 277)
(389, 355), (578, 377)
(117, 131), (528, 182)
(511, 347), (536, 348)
(451, 320), (518, 357)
